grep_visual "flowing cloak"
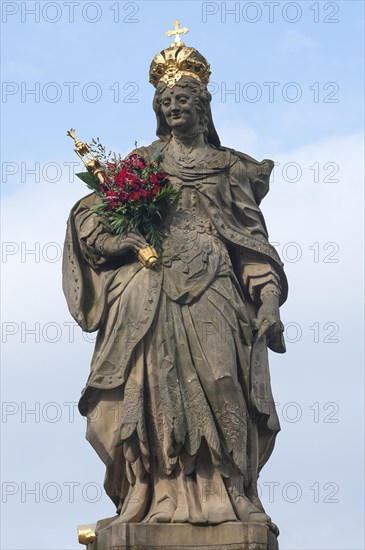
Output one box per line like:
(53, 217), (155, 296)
(62, 141), (288, 487)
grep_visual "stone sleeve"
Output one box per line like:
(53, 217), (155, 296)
(241, 261), (281, 305)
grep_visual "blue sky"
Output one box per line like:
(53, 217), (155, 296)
(1, 2), (364, 549)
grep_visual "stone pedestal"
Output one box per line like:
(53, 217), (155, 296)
(82, 521), (279, 550)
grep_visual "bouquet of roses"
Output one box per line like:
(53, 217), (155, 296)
(72, 136), (180, 263)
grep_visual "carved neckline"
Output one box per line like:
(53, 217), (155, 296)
(164, 138), (215, 169)
(173, 133), (201, 167)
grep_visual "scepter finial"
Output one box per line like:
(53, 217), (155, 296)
(67, 128), (90, 157)
(67, 128), (77, 140)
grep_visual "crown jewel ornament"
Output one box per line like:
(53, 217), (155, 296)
(149, 20), (211, 88)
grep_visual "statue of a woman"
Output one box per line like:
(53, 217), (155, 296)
(63, 32), (287, 532)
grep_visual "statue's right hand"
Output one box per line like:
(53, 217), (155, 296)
(119, 232), (149, 253)
(101, 232), (149, 257)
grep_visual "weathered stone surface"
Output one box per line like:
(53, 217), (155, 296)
(87, 522), (278, 550)
(67, 25), (288, 547)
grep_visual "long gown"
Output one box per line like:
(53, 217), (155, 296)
(62, 140), (288, 524)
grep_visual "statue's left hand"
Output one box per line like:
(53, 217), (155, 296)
(255, 294), (284, 340)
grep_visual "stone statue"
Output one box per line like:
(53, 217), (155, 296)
(63, 22), (287, 549)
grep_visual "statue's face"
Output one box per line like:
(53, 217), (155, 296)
(160, 84), (200, 134)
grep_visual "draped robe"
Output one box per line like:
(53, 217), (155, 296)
(63, 141), (288, 523)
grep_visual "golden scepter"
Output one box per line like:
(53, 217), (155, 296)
(67, 129), (158, 268)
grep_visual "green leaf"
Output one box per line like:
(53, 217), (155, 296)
(150, 144), (161, 163)
(76, 171), (100, 191)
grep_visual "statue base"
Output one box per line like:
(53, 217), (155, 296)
(80, 519), (279, 550)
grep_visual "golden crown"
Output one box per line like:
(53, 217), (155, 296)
(149, 20), (211, 88)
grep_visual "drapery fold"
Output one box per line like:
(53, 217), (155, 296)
(62, 141), (287, 523)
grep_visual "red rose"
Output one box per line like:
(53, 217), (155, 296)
(152, 185), (161, 196)
(128, 174), (138, 186)
(108, 200), (119, 210)
(106, 190), (119, 210)
(130, 191), (139, 201)
(156, 171), (166, 181)
(114, 169), (127, 187)
(128, 154), (144, 168)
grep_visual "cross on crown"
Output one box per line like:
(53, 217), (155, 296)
(166, 20), (189, 46)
